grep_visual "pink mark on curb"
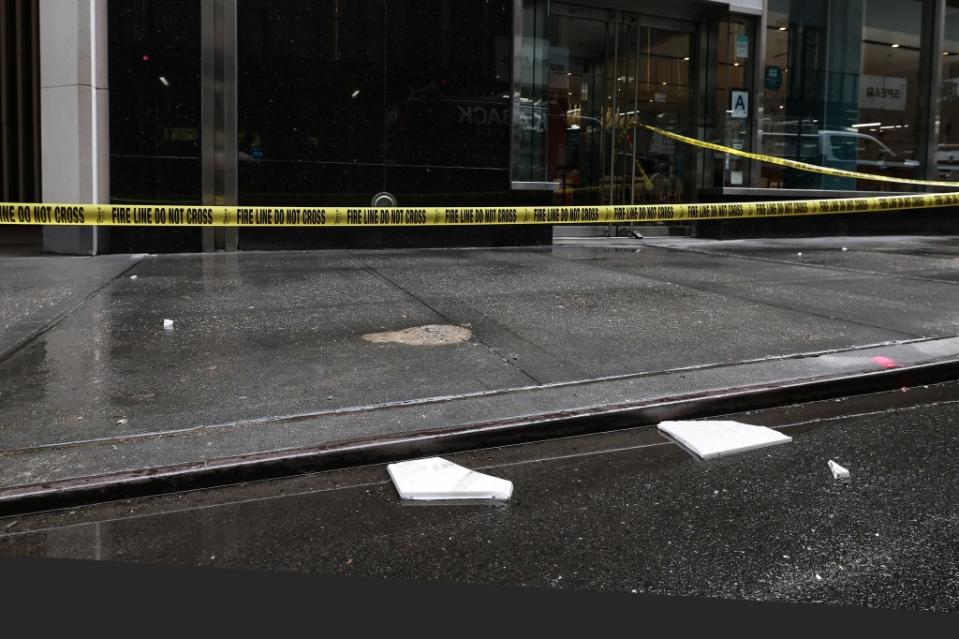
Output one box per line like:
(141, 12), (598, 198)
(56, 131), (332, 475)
(871, 356), (899, 369)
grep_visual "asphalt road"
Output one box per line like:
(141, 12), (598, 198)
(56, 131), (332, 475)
(1, 379), (957, 612)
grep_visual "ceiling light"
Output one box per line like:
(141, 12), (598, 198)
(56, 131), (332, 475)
(891, 43), (901, 48)
(851, 122), (882, 128)
(778, 26), (787, 31)
(158, 76), (169, 87)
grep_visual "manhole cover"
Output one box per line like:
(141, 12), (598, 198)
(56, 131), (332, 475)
(361, 324), (472, 346)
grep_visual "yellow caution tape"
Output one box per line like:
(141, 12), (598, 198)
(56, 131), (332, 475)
(636, 160), (655, 191)
(640, 123), (959, 189)
(1, 192), (958, 227)
(2, 127), (958, 228)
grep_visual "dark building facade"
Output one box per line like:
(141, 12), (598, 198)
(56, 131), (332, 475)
(4, 0), (959, 254)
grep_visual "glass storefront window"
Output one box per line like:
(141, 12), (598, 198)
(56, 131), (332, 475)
(237, 0), (386, 208)
(108, 0), (202, 252)
(761, 0), (923, 191)
(940, 0), (959, 179)
(238, 0), (511, 214)
(109, 0), (202, 203)
(860, 0), (922, 180)
(512, 0), (549, 183)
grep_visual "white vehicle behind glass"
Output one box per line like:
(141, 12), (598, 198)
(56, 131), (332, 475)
(760, 130), (919, 188)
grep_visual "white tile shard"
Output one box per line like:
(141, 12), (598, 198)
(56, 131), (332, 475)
(163, 319), (174, 330)
(657, 420), (792, 460)
(828, 460), (850, 480)
(129, 275), (138, 280)
(387, 457), (513, 501)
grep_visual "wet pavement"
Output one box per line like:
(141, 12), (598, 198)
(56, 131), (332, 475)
(1, 380), (956, 611)
(0, 253), (142, 358)
(2, 235), (959, 501)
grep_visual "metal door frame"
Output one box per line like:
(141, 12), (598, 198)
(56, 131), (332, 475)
(201, 0), (238, 252)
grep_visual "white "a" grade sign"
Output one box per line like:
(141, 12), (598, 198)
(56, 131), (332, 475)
(730, 90), (749, 119)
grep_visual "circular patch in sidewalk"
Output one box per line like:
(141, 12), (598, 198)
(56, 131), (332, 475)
(361, 324), (473, 346)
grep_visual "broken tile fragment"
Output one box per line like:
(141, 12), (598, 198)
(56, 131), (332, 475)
(657, 420), (792, 460)
(828, 460), (850, 480)
(387, 457), (512, 501)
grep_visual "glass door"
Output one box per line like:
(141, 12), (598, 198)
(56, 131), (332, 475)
(547, 4), (694, 225)
(628, 26), (693, 207)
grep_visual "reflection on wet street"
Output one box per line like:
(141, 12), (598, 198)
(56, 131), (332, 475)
(2, 380), (957, 611)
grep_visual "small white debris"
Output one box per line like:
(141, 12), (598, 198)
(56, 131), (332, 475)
(815, 574), (822, 581)
(387, 457), (512, 501)
(828, 460), (850, 480)
(797, 252), (803, 257)
(841, 247), (848, 252)
(129, 275), (138, 280)
(657, 420), (792, 460)
(163, 319), (174, 330)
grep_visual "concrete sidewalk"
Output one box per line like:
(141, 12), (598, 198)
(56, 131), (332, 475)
(2, 235), (959, 509)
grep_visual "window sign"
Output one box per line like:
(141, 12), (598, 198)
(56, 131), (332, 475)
(860, 75), (907, 111)
(765, 66), (783, 91)
(735, 34), (749, 59)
